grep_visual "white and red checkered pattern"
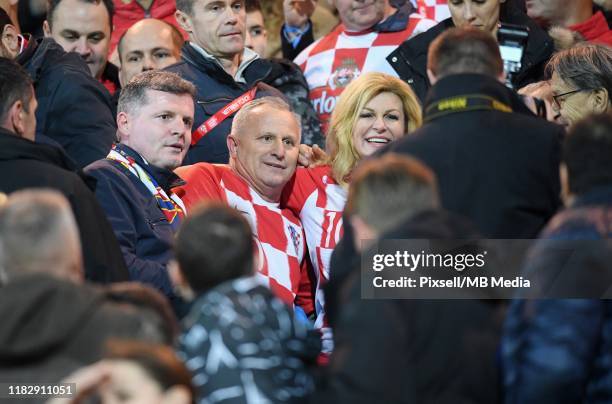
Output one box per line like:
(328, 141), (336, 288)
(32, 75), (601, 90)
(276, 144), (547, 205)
(283, 166), (348, 352)
(414, 0), (450, 22)
(175, 163), (313, 313)
(294, 13), (436, 134)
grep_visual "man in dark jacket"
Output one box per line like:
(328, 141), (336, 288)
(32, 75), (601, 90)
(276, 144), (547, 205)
(317, 154), (503, 403)
(388, 1), (553, 102)
(0, 57), (128, 283)
(0, 9), (116, 168)
(386, 28), (563, 238)
(503, 113), (612, 404)
(168, 0), (283, 164)
(85, 71), (195, 301)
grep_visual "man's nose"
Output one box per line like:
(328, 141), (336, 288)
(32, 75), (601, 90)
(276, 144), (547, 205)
(271, 139), (286, 158)
(74, 38), (91, 57)
(141, 55), (155, 71)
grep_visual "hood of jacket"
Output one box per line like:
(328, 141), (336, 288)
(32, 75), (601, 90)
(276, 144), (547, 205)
(0, 274), (104, 363)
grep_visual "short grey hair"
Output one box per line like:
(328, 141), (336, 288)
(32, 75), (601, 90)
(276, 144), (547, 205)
(117, 70), (196, 114)
(231, 96), (301, 138)
(546, 43), (612, 96)
(0, 189), (83, 283)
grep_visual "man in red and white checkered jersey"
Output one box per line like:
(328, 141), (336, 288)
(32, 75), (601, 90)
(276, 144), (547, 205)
(175, 97), (314, 317)
(294, 0), (436, 133)
(414, 0), (450, 22)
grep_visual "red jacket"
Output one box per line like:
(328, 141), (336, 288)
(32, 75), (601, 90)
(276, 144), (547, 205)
(110, 0), (187, 54)
(569, 11), (612, 46)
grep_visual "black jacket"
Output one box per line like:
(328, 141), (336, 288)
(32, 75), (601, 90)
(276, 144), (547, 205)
(166, 44), (281, 164)
(385, 74), (562, 238)
(16, 38), (116, 168)
(317, 210), (503, 403)
(0, 128), (129, 283)
(387, 7), (554, 102)
(84, 144), (181, 299)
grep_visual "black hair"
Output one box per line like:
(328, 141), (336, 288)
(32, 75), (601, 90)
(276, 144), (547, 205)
(175, 202), (254, 294)
(0, 57), (33, 125)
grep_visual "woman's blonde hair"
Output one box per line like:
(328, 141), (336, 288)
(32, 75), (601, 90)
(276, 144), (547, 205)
(326, 72), (422, 186)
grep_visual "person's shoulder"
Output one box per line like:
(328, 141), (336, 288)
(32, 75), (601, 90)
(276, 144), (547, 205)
(84, 159), (137, 189)
(176, 162), (227, 179)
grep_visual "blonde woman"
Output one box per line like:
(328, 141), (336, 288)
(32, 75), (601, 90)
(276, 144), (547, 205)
(283, 72), (422, 354)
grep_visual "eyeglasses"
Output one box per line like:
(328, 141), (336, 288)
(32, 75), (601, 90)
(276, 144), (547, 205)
(552, 89), (588, 109)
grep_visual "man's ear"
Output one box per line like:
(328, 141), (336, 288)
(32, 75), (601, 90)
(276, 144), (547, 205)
(559, 162), (573, 207)
(426, 68), (437, 85)
(167, 260), (195, 301)
(42, 20), (52, 37)
(116, 111), (130, 142)
(6, 100), (26, 137)
(227, 134), (239, 158)
(175, 10), (193, 34)
(349, 215), (378, 252)
(1, 24), (20, 58)
(590, 88), (610, 114)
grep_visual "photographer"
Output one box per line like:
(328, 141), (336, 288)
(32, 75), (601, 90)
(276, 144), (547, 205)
(388, 0), (553, 102)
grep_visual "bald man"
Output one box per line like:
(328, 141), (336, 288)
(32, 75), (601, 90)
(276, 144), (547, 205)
(118, 19), (183, 86)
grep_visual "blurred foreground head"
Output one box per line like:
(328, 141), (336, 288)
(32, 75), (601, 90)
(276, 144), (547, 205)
(345, 153), (439, 250)
(0, 189), (83, 284)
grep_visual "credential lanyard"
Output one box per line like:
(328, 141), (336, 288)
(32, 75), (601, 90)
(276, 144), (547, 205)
(424, 94), (513, 123)
(191, 87), (258, 146)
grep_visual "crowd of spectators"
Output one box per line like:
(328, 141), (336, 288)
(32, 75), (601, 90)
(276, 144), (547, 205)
(0, 0), (611, 402)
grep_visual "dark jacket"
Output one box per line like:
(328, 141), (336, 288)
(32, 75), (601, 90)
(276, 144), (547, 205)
(387, 6), (554, 102)
(84, 144), (182, 299)
(385, 74), (563, 238)
(317, 210), (503, 404)
(179, 276), (317, 403)
(0, 128), (128, 283)
(166, 44), (280, 164)
(265, 58), (324, 147)
(0, 274), (166, 394)
(16, 37), (116, 168)
(503, 185), (612, 404)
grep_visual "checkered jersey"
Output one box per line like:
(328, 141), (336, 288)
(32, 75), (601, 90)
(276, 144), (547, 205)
(294, 13), (436, 134)
(415, 0), (450, 22)
(283, 165), (347, 353)
(175, 163), (313, 314)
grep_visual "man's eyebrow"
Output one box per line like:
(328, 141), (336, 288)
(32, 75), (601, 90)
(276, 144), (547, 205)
(60, 29), (80, 36)
(87, 31), (106, 37)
